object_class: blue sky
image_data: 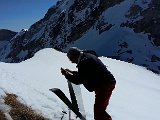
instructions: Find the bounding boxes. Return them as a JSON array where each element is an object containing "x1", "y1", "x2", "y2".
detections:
[{"x1": 0, "y1": 0, "x2": 57, "y2": 32}]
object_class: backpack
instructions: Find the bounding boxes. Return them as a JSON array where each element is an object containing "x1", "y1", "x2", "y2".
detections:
[{"x1": 82, "y1": 50, "x2": 98, "y2": 57}]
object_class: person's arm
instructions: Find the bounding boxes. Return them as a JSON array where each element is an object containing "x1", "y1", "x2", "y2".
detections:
[{"x1": 61, "y1": 68, "x2": 82, "y2": 85}]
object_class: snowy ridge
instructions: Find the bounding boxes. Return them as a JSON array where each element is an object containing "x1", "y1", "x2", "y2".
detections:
[{"x1": 0, "y1": 48, "x2": 160, "y2": 120}]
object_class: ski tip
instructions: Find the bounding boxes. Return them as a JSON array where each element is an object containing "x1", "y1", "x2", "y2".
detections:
[{"x1": 49, "y1": 88, "x2": 60, "y2": 92}]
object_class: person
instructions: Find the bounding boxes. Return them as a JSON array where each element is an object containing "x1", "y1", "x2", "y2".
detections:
[{"x1": 61, "y1": 47, "x2": 116, "y2": 120}]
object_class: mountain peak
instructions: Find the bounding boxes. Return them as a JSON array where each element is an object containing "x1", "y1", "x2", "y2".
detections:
[{"x1": 0, "y1": 0, "x2": 160, "y2": 74}]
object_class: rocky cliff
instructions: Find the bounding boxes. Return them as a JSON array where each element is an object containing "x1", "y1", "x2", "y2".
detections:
[{"x1": 1, "y1": 0, "x2": 160, "y2": 74}]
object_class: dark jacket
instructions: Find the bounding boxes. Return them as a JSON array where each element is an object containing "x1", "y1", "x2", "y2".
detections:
[{"x1": 66, "y1": 52, "x2": 116, "y2": 92}]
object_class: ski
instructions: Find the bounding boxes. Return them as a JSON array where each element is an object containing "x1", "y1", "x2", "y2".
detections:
[
  {"x1": 67, "y1": 82, "x2": 86, "y2": 118},
  {"x1": 67, "y1": 81, "x2": 79, "y2": 111},
  {"x1": 49, "y1": 88, "x2": 86, "y2": 120}
]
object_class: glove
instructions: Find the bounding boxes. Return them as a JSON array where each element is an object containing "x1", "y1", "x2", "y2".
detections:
[{"x1": 61, "y1": 68, "x2": 73, "y2": 76}]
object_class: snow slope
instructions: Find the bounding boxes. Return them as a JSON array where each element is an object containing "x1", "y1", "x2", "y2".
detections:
[{"x1": 0, "y1": 48, "x2": 160, "y2": 120}]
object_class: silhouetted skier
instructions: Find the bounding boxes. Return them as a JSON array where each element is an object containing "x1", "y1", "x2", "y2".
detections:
[{"x1": 61, "y1": 47, "x2": 116, "y2": 120}]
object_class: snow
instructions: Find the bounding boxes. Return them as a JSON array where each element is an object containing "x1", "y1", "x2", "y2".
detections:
[
  {"x1": 102, "y1": 0, "x2": 132, "y2": 24},
  {"x1": 0, "y1": 48, "x2": 160, "y2": 120}
]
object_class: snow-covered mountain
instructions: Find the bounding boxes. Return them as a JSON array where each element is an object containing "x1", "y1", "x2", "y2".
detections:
[
  {"x1": 0, "y1": 29, "x2": 17, "y2": 41},
  {"x1": 0, "y1": 0, "x2": 160, "y2": 74},
  {"x1": 0, "y1": 48, "x2": 160, "y2": 120},
  {"x1": 0, "y1": 29, "x2": 17, "y2": 62}
]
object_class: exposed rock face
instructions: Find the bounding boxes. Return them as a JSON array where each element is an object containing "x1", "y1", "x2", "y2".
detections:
[
  {"x1": 0, "y1": 0, "x2": 160, "y2": 74},
  {"x1": 121, "y1": 0, "x2": 160, "y2": 46},
  {"x1": 2, "y1": 0, "x2": 124, "y2": 61}
]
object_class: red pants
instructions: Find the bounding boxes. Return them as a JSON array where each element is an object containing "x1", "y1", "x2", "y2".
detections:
[{"x1": 94, "y1": 83, "x2": 115, "y2": 120}]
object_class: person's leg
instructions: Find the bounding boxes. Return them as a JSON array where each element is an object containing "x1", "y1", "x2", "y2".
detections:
[{"x1": 94, "y1": 84, "x2": 115, "y2": 120}]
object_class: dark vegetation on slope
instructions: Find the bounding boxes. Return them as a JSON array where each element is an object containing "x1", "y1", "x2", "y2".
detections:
[{"x1": 0, "y1": 93, "x2": 49, "y2": 120}]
